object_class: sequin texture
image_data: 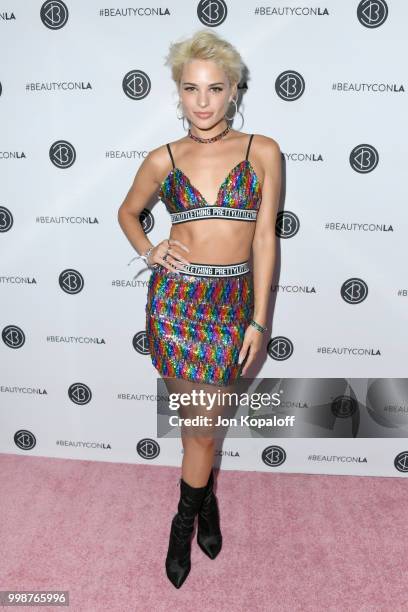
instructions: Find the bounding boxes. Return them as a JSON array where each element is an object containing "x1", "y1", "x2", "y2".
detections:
[
  {"x1": 145, "y1": 265, "x2": 254, "y2": 386},
  {"x1": 158, "y1": 160, "x2": 262, "y2": 213}
]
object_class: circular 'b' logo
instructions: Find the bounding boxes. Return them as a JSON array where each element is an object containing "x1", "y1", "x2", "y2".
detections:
[
  {"x1": 341, "y1": 278, "x2": 368, "y2": 304},
  {"x1": 394, "y1": 451, "x2": 408, "y2": 473},
  {"x1": 68, "y1": 383, "x2": 92, "y2": 405},
  {"x1": 137, "y1": 438, "x2": 160, "y2": 460},
  {"x1": 350, "y1": 144, "x2": 379, "y2": 173},
  {"x1": 357, "y1": 0, "x2": 388, "y2": 28},
  {"x1": 139, "y1": 209, "x2": 154, "y2": 234},
  {"x1": 50, "y1": 140, "x2": 76, "y2": 168},
  {"x1": 40, "y1": 0, "x2": 69, "y2": 29},
  {"x1": 59, "y1": 269, "x2": 84, "y2": 294},
  {"x1": 275, "y1": 211, "x2": 299, "y2": 238},
  {"x1": 267, "y1": 336, "x2": 294, "y2": 361},
  {"x1": 197, "y1": 0, "x2": 227, "y2": 27},
  {"x1": 15, "y1": 430, "x2": 37, "y2": 450},
  {"x1": 262, "y1": 445, "x2": 286, "y2": 467},
  {"x1": 2, "y1": 325, "x2": 25, "y2": 348},
  {"x1": 0, "y1": 206, "x2": 13, "y2": 232},
  {"x1": 123, "y1": 70, "x2": 151, "y2": 100},
  {"x1": 332, "y1": 395, "x2": 358, "y2": 418},
  {"x1": 275, "y1": 70, "x2": 305, "y2": 101},
  {"x1": 133, "y1": 331, "x2": 150, "y2": 355}
]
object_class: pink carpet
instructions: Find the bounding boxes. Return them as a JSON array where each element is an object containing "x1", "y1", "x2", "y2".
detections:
[{"x1": 0, "y1": 453, "x2": 407, "y2": 612}]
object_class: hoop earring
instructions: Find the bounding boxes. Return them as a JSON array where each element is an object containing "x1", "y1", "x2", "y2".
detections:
[
  {"x1": 225, "y1": 97, "x2": 237, "y2": 121},
  {"x1": 176, "y1": 100, "x2": 190, "y2": 132},
  {"x1": 176, "y1": 100, "x2": 183, "y2": 120},
  {"x1": 225, "y1": 97, "x2": 244, "y2": 130}
]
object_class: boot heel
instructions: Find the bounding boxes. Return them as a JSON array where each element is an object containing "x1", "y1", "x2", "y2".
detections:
[{"x1": 197, "y1": 469, "x2": 222, "y2": 560}]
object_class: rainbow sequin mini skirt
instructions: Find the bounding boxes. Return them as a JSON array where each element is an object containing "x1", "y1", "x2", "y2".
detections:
[{"x1": 145, "y1": 260, "x2": 254, "y2": 386}]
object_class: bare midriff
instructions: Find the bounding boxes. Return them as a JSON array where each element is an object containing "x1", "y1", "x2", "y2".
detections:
[{"x1": 169, "y1": 218, "x2": 256, "y2": 265}]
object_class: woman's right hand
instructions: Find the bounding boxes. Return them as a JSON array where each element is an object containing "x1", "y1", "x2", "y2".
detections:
[{"x1": 148, "y1": 237, "x2": 190, "y2": 273}]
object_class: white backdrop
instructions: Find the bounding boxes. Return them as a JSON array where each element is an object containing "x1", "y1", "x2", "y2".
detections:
[{"x1": 1, "y1": 0, "x2": 407, "y2": 477}]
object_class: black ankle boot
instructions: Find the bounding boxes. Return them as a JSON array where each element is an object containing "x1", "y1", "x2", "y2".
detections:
[
  {"x1": 197, "y1": 469, "x2": 222, "y2": 559},
  {"x1": 165, "y1": 477, "x2": 207, "y2": 588}
]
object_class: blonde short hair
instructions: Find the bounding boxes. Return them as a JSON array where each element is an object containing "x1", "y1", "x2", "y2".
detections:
[{"x1": 164, "y1": 29, "x2": 243, "y2": 88}]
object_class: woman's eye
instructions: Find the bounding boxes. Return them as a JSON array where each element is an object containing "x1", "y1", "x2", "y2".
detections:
[{"x1": 183, "y1": 87, "x2": 223, "y2": 92}]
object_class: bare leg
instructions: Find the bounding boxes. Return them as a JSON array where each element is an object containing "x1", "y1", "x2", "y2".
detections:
[
  {"x1": 163, "y1": 376, "x2": 232, "y2": 584},
  {"x1": 163, "y1": 377, "x2": 239, "y2": 486}
]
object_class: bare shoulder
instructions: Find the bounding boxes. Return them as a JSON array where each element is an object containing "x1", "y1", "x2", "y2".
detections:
[
  {"x1": 245, "y1": 133, "x2": 281, "y2": 183},
  {"x1": 141, "y1": 140, "x2": 179, "y2": 186},
  {"x1": 145, "y1": 141, "x2": 171, "y2": 170},
  {"x1": 252, "y1": 133, "x2": 281, "y2": 159}
]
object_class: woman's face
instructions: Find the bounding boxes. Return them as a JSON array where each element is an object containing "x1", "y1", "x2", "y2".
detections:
[{"x1": 179, "y1": 59, "x2": 236, "y2": 130}]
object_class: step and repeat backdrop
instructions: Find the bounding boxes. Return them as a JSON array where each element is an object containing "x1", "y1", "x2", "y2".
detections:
[{"x1": 1, "y1": 1, "x2": 407, "y2": 477}]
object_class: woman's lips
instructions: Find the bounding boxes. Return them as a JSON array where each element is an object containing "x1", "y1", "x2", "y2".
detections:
[{"x1": 195, "y1": 112, "x2": 213, "y2": 118}]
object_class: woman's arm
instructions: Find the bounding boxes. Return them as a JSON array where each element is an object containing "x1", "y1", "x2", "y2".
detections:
[
  {"x1": 117, "y1": 150, "x2": 162, "y2": 258},
  {"x1": 239, "y1": 137, "x2": 282, "y2": 374},
  {"x1": 117, "y1": 147, "x2": 190, "y2": 272},
  {"x1": 252, "y1": 137, "x2": 282, "y2": 327}
]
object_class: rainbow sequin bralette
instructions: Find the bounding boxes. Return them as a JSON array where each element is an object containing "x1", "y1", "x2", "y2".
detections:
[{"x1": 157, "y1": 133, "x2": 263, "y2": 225}]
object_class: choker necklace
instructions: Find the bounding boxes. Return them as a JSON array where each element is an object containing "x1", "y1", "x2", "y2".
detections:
[{"x1": 188, "y1": 124, "x2": 230, "y2": 143}]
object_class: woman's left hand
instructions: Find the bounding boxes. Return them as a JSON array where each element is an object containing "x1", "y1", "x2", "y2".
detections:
[{"x1": 238, "y1": 324, "x2": 264, "y2": 375}]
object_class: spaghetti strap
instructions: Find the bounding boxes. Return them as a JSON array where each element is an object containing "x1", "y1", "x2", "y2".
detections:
[
  {"x1": 245, "y1": 134, "x2": 254, "y2": 161},
  {"x1": 166, "y1": 143, "x2": 176, "y2": 169}
]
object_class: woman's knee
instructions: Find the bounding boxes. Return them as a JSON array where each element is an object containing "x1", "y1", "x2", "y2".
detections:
[{"x1": 184, "y1": 435, "x2": 216, "y2": 450}]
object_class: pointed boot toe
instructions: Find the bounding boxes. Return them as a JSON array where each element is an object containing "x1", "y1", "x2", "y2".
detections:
[
  {"x1": 197, "y1": 531, "x2": 222, "y2": 559},
  {"x1": 165, "y1": 556, "x2": 191, "y2": 589}
]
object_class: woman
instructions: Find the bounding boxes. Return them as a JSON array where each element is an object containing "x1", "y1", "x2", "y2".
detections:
[{"x1": 118, "y1": 29, "x2": 281, "y2": 588}]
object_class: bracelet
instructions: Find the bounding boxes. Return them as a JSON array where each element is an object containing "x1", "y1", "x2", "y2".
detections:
[
  {"x1": 140, "y1": 246, "x2": 155, "y2": 267},
  {"x1": 127, "y1": 246, "x2": 158, "y2": 269},
  {"x1": 250, "y1": 319, "x2": 267, "y2": 333}
]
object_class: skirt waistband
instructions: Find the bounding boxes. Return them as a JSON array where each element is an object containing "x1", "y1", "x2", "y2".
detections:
[{"x1": 168, "y1": 260, "x2": 250, "y2": 277}]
